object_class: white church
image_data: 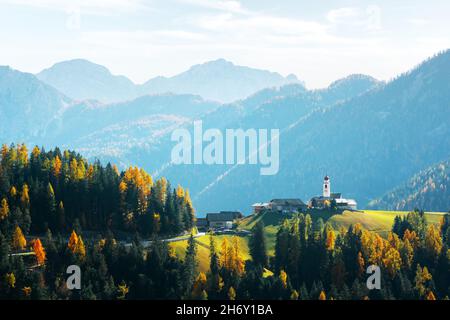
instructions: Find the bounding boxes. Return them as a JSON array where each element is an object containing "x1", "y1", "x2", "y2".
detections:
[{"x1": 308, "y1": 175, "x2": 357, "y2": 210}]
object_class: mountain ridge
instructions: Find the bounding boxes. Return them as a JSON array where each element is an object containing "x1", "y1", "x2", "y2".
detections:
[
  {"x1": 170, "y1": 50, "x2": 450, "y2": 214},
  {"x1": 368, "y1": 158, "x2": 450, "y2": 212},
  {"x1": 36, "y1": 58, "x2": 302, "y2": 103}
]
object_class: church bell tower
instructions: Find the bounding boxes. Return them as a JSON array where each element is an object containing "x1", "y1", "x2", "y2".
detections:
[{"x1": 323, "y1": 175, "x2": 330, "y2": 198}]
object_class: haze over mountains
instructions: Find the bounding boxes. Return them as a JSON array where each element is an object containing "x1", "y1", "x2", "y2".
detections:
[
  {"x1": 37, "y1": 59, "x2": 138, "y2": 103},
  {"x1": 37, "y1": 58, "x2": 301, "y2": 103},
  {"x1": 181, "y1": 51, "x2": 450, "y2": 213},
  {"x1": 1, "y1": 51, "x2": 449, "y2": 214}
]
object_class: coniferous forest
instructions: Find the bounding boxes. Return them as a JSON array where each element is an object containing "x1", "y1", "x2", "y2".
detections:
[{"x1": 0, "y1": 143, "x2": 448, "y2": 300}]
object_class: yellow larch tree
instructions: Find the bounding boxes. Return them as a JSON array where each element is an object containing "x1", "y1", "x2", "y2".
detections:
[
  {"x1": 20, "y1": 184, "x2": 30, "y2": 208},
  {"x1": 424, "y1": 224, "x2": 443, "y2": 261},
  {"x1": 18, "y1": 144, "x2": 28, "y2": 166},
  {"x1": 220, "y1": 238, "x2": 230, "y2": 269},
  {"x1": 74, "y1": 235, "x2": 86, "y2": 259},
  {"x1": 279, "y1": 270, "x2": 288, "y2": 289},
  {"x1": 5, "y1": 273, "x2": 16, "y2": 288},
  {"x1": 52, "y1": 155, "x2": 62, "y2": 178},
  {"x1": 230, "y1": 236, "x2": 244, "y2": 275},
  {"x1": 414, "y1": 265, "x2": 433, "y2": 298},
  {"x1": 228, "y1": 286, "x2": 236, "y2": 300},
  {"x1": 319, "y1": 290, "x2": 326, "y2": 300},
  {"x1": 357, "y1": 251, "x2": 365, "y2": 276},
  {"x1": 176, "y1": 184, "x2": 185, "y2": 198},
  {"x1": 426, "y1": 291, "x2": 436, "y2": 300},
  {"x1": 325, "y1": 230, "x2": 336, "y2": 251},
  {"x1": 0, "y1": 198, "x2": 9, "y2": 220},
  {"x1": 10, "y1": 186, "x2": 17, "y2": 198},
  {"x1": 383, "y1": 247, "x2": 402, "y2": 278},
  {"x1": 12, "y1": 226, "x2": 27, "y2": 250},
  {"x1": 31, "y1": 146, "x2": 40, "y2": 159},
  {"x1": 68, "y1": 230, "x2": 79, "y2": 253},
  {"x1": 191, "y1": 272, "x2": 207, "y2": 299}
]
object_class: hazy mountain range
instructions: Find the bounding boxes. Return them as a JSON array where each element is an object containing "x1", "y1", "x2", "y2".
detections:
[
  {"x1": 37, "y1": 58, "x2": 301, "y2": 103},
  {"x1": 1, "y1": 50, "x2": 449, "y2": 215},
  {"x1": 177, "y1": 51, "x2": 450, "y2": 214}
]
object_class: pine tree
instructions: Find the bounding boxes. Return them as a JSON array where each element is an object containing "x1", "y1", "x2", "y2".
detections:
[
  {"x1": 57, "y1": 201, "x2": 65, "y2": 231},
  {"x1": 275, "y1": 219, "x2": 290, "y2": 272},
  {"x1": 181, "y1": 234, "x2": 197, "y2": 298},
  {"x1": 46, "y1": 183, "x2": 57, "y2": 229},
  {"x1": 249, "y1": 221, "x2": 267, "y2": 267},
  {"x1": 207, "y1": 235, "x2": 221, "y2": 297}
]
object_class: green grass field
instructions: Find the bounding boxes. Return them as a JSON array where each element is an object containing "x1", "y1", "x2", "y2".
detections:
[
  {"x1": 171, "y1": 210, "x2": 447, "y2": 272},
  {"x1": 169, "y1": 234, "x2": 251, "y2": 273},
  {"x1": 329, "y1": 210, "x2": 445, "y2": 237}
]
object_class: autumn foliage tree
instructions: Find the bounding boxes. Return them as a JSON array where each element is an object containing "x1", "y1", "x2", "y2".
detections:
[
  {"x1": 33, "y1": 238, "x2": 46, "y2": 265},
  {"x1": 12, "y1": 226, "x2": 26, "y2": 251}
]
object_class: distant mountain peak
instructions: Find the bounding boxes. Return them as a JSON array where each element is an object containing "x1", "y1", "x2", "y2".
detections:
[
  {"x1": 142, "y1": 59, "x2": 302, "y2": 103},
  {"x1": 286, "y1": 73, "x2": 299, "y2": 82},
  {"x1": 36, "y1": 59, "x2": 137, "y2": 103},
  {"x1": 328, "y1": 74, "x2": 380, "y2": 89},
  {"x1": 40, "y1": 59, "x2": 112, "y2": 76},
  {"x1": 204, "y1": 58, "x2": 234, "y2": 66}
]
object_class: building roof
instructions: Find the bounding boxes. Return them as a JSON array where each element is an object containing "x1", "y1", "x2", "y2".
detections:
[
  {"x1": 330, "y1": 193, "x2": 342, "y2": 199},
  {"x1": 252, "y1": 202, "x2": 269, "y2": 207},
  {"x1": 335, "y1": 198, "x2": 357, "y2": 205},
  {"x1": 270, "y1": 199, "x2": 307, "y2": 206},
  {"x1": 206, "y1": 212, "x2": 236, "y2": 222},
  {"x1": 196, "y1": 218, "x2": 208, "y2": 226}
]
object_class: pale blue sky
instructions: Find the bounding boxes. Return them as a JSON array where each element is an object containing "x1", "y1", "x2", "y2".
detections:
[{"x1": 1, "y1": 0, "x2": 449, "y2": 88}]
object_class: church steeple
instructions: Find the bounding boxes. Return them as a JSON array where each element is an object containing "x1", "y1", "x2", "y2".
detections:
[{"x1": 323, "y1": 175, "x2": 330, "y2": 197}]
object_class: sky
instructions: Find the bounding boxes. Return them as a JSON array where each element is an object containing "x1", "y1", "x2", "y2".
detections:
[{"x1": 0, "y1": 0, "x2": 449, "y2": 89}]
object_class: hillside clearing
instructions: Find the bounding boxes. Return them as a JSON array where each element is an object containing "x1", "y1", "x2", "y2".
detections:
[
  {"x1": 169, "y1": 234, "x2": 251, "y2": 273},
  {"x1": 171, "y1": 210, "x2": 447, "y2": 271}
]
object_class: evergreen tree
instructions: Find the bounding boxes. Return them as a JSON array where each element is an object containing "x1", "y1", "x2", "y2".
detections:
[
  {"x1": 181, "y1": 235, "x2": 197, "y2": 298},
  {"x1": 249, "y1": 221, "x2": 267, "y2": 268}
]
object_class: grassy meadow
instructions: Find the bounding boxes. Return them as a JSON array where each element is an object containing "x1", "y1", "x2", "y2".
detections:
[{"x1": 170, "y1": 209, "x2": 447, "y2": 272}]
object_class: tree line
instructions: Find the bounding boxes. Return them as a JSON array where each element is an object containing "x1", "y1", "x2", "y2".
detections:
[{"x1": 0, "y1": 143, "x2": 195, "y2": 237}]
